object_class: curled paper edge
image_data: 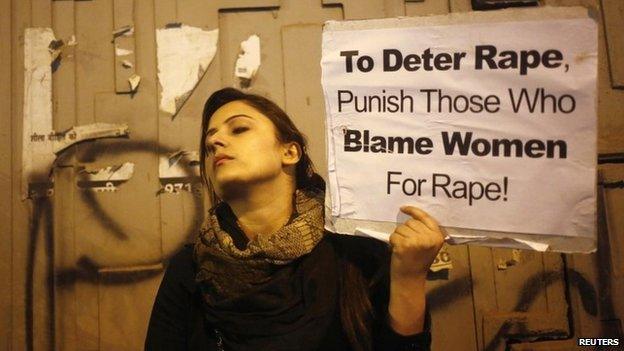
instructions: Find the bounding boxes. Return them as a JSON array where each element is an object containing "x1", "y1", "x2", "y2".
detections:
[{"x1": 326, "y1": 202, "x2": 596, "y2": 253}]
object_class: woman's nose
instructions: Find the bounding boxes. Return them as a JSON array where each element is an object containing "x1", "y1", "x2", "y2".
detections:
[{"x1": 206, "y1": 133, "x2": 227, "y2": 152}]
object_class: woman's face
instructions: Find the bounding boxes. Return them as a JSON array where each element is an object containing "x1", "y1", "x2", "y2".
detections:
[{"x1": 204, "y1": 101, "x2": 292, "y2": 197}]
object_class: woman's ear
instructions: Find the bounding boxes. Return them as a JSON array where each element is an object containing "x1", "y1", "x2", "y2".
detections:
[{"x1": 282, "y1": 142, "x2": 302, "y2": 166}]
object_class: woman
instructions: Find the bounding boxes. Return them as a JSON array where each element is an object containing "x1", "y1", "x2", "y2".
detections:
[{"x1": 145, "y1": 88, "x2": 445, "y2": 351}]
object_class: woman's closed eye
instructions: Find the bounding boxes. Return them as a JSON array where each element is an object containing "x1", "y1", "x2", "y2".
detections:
[
  {"x1": 232, "y1": 126, "x2": 249, "y2": 134},
  {"x1": 204, "y1": 126, "x2": 248, "y2": 153}
]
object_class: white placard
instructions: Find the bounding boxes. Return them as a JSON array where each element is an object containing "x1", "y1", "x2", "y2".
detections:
[{"x1": 321, "y1": 7, "x2": 597, "y2": 252}]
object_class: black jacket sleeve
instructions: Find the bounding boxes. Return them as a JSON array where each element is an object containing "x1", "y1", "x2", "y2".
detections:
[
  {"x1": 144, "y1": 244, "x2": 211, "y2": 351},
  {"x1": 373, "y1": 307, "x2": 432, "y2": 351}
]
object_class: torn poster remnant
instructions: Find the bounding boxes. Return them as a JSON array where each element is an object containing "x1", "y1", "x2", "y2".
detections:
[
  {"x1": 67, "y1": 35, "x2": 77, "y2": 46},
  {"x1": 158, "y1": 151, "x2": 201, "y2": 194},
  {"x1": 49, "y1": 34, "x2": 78, "y2": 73},
  {"x1": 25, "y1": 122, "x2": 130, "y2": 198},
  {"x1": 53, "y1": 122, "x2": 130, "y2": 154},
  {"x1": 430, "y1": 248, "x2": 453, "y2": 272},
  {"x1": 48, "y1": 39, "x2": 64, "y2": 62},
  {"x1": 22, "y1": 28, "x2": 56, "y2": 199},
  {"x1": 156, "y1": 25, "x2": 218, "y2": 116},
  {"x1": 235, "y1": 34, "x2": 261, "y2": 87},
  {"x1": 496, "y1": 249, "x2": 522, "y2": 270},
  {"x1": 128, "y1": 73, "x2": 141, "y2": 92},
  {"x1": 115, "y1": 46, "x2": 133, "y2": 56},
  {"x1": 159, "y1": 150, "x2": 200, "y2": 178},
  {"x1": 77, "y1": 162, "x2": 135, "y2": 192},
  {"x1": 112, "y1": 25, "x2": 134, "y2": 40}
]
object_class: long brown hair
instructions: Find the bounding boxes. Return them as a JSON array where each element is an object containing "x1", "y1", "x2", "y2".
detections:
[{"x1": 199, "y1": 88, "x2": 373, "y2": 350}]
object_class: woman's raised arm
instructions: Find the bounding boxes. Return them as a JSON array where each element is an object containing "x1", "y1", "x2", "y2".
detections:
[{"x1": 387, "y1": 206, "x2": 445, "y2": 335}]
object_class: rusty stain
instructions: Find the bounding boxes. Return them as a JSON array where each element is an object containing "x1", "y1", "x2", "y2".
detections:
[{"x1": 574, "y1": 51, "x2": 597, "y2": 64}]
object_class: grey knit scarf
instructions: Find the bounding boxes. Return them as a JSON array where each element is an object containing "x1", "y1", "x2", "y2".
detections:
[{"x1": 193, "y1": 188, "x2": 325, "y2": 304}]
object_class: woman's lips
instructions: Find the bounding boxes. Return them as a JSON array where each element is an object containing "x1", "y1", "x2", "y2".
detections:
[{"x1": 214, "y1": 155, "x2": 233, "y2": 167}]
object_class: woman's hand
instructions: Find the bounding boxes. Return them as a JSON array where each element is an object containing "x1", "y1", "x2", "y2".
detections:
[
  {"x1": 389, "y1": 205, "x2": 445, "y2": 281},
  {"x1": 387, "y1": 205, "x2": 445, "y2": 335}
]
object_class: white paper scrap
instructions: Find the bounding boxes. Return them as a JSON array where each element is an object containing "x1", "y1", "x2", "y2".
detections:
[
  {"x1": 158, "y1": 151, "x2": 200, "y2": 179},
  {"x1": 156, "y1": 25, "x2": 218, "y2": 116},
  {"x1": 80, "y1": 162, "x2": 135, "y2": 181},
  {"x1": 128, "y1": 73, "x2": 141, "y2": 92},
  {"x1": 115, "y1": 46, "x2": 133, "y2": 56},
  {"x1": 22, "y1": 27, "x2": 56, "y2": 199},
  {"x1": 67, "y1": 35, "x2": 77, "y2": 46},
  {"x1": 234, "y1": 34, "x2": 261, "y2": 80}
]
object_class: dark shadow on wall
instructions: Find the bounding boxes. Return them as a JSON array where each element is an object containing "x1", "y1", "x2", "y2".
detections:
[
  {"x1": 484, "y1": 268, "x2": 598, "y2": 351},
  {"x1": 426, "y1": 275, "x2": 473, "y2": 313},
  {"x1": 27, "y1": 138, "x2": 205, "y2": 349},
  {"x1": 26, "y1": 198, "x2": 55, "y2": 351},
  {"x1": 53, "y1": 139, "x2": 205, "y2": 287}
]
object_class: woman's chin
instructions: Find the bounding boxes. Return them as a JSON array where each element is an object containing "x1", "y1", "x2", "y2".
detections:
[
  {"x1": 212, "y1": 168, "x2": 241, "y2": 184},
  {"x1": 213, "y1": 177, "x2": 249, "y2": 197}
]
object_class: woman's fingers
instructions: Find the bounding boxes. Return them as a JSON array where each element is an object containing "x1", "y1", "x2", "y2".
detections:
[
  {"x1": 400, "y1": 205, "x2": 440, "y2": 232},
  {"x1": 390, "y1": 206, "x2": 446, "y2": 279},
  {"x1": 392, "y1": 224, "x2": 415, "y2": 238},
  {"x1": 393, "y1": 206, "x2": 446, "y2": 251},
  {"x1": 405, "y1": 218, "x2": 430, "y2": 234}
]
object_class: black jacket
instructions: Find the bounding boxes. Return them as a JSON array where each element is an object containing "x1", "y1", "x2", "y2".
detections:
[{"x1": 145, "y1": 234, "x2": 431, "y2": 350}]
